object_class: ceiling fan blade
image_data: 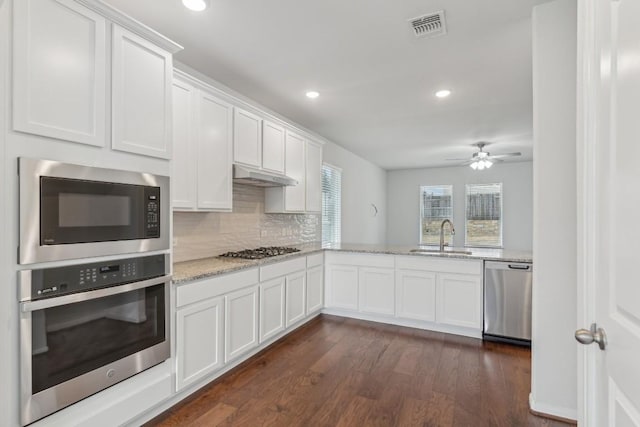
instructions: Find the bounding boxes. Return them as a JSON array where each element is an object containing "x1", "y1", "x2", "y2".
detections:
[
  {"x1": 488, "y1": 152, "x2": 521, "y2": 159},
  {"x1": 445, "y1": 158, "x2": 470, "y2": 161}
]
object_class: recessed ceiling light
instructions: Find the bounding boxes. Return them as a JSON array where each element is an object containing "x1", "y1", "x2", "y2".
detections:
[
  {"x1": 306, "y1": 91, "x2": 320, "y2": 99},
  {"x1": 182, "y1": 0, "x2": 208, "y2": 12},
  {"x1": 435, "y1": 89, "x2": 451, "y2": 98}
]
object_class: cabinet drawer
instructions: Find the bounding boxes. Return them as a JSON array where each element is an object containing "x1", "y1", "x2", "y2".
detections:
[
  {"x1": 306, "y1": 252, "x2": 324, "y2": 268},
  {"x1": 395, "y1": 256, "x2": 482, "y2": 275},
  {"x1": 175, "y1": 268, "x2": 259, "y2": 308},
  {"x1": 260, "y1": 256, "x2": 306, "y2": 282},
  {"x1": 325, "y1": 252, "x2": 395, "y2": 268}
]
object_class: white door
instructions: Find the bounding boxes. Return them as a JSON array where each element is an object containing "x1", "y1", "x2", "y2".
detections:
[
  {"x1": 436, "y1": 273, "x2": 481, "y2": 329},
  {"x1": 196, "y1": 90, "x2": 233, "y2": 210},
  {"x1": 175, "y1": 297, "x2": 224, "y2": 391},
  {"x1": 285, "y1": 271, "x2": 306, "y2": 327},
  {"x1": 395, "y1": 269, "x2": 436, "y2": 322},
  {"x1": 305, "y1": 141, "x2": 323, "y2": 212},
  {"x1": 13, "y1": 0, "x2": 106, "y2": 146},
  {"x1": 112, "y1": 26, "x2": 172, "y2": 159},
  {"x1": 358, "y1": 267, "x2": 395, "y2": 316},
  {"x1": 171, "y1": 78, "x2": 197, "y2": 210},
  {"x1": 326, "y1": 265, "x2": 358, "y2": 310},
  {"x1": 578, "y1": 0, "x2": 640, "y2": 425},
  {"x1": 233, "y1": 108, "x2": 262, "y2": 167},
  {"x1": 284, "y1": 131, "x2": 306, "y2": 212},
  {"x1": 306, "y1": 265, "x2": 324, "y2": 314},
  {"x1": 262, "y1": 120, "x2": 285, "y2": 174},
  {"x1": 259, "y1": 277, "x2": 285, "y2": 342},
  {"x1": 224, "y1": 286, "x2": 259, "y2": 363}
]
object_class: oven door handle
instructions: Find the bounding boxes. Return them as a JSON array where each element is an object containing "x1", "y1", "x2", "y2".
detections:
[{"x1": 20, "y1": 274, "x2": 172, "y2": 313}]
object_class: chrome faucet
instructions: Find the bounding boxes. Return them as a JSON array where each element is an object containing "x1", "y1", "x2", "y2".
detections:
[{"x1": 440, "y1": 219, "x2": 455, "y2": 251}]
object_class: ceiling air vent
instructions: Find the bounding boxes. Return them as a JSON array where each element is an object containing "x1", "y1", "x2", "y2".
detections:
[{"x1": 408, "y1": 11, "x2": 446, "y2": 38}]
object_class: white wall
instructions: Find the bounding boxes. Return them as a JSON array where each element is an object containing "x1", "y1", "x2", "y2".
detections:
[
  {"x1": 323, "y1": 141, "x2": 387, "y2": 245},
  {"x1": 531, "y1": 0, "x2": 577, "y2": 421},
  {"x1": 386, "y1": 162, "x2": 533, "y2": 250}
]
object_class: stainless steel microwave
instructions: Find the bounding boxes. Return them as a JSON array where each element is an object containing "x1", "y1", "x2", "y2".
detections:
[{"x1": 19, "y1": 158, "x2": 170, "y2": 264}]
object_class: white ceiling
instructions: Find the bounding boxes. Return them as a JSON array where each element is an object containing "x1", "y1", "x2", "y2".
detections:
[{"x1": 104, "y1": 0, "x2": 548, "y2": 170}]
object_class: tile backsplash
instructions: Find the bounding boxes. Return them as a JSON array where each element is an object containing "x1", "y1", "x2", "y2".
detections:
[{"x1": 173, "y1": 184, "x2": 321, "y2": 263}]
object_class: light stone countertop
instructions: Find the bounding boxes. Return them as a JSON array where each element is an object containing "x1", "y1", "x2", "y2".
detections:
[{"x1": 173, "y1": 242, "x2": 532, "y2": 285}]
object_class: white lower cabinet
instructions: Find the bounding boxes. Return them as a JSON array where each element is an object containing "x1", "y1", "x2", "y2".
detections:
[
  {"x1": 285, "y1": 271, "x2": 306, "y2": 327},
  {"x1": 326, "y1": 265, "x2": 359, "y2": 310},
  {"x1": 175, "y1": 297, "x2": 224, "y2": 391},
  {"x1": 259, "y1": 278, "x2": 285, "y2": 343},
  {"x1": 225, "y1": 286, "x2": 259, "y2": 363},
  {"x1": 358, "y1": 267, "x2": 395, "y2": 316},
  {"x1": 395, "y1": 269, "x2": 437, "y2": 322},
  {"x1": 436, "y1": 273, "x2": 482, "y2": 329},
  {"x1": 306, "y1": 265, "x2": 324, "y2": 314}
]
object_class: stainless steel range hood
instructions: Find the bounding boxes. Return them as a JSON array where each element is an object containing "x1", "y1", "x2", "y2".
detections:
[{"x1": 233, "y1": 164, "x2": 298, "y2": 187}]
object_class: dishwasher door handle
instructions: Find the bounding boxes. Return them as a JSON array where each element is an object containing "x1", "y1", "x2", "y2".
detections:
[{"x1": 508, "y1": 264, "x2": 531, "y2": 270}]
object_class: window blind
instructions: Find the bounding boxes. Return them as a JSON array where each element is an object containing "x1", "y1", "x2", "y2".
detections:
[
  {"x1": 322, "y1": 164, "x2": 342, "y2": 244},
  {"x1": 420, "y1": 185, "x2": 453, "y2": 245},
  {"x1": 465, "y1": 183, "x2": 502, "y2": 247}
]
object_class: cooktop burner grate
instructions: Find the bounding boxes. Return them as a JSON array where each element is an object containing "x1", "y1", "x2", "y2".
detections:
[{"x1": 219, "y1": 246, "x2": 301, "y2": 260}]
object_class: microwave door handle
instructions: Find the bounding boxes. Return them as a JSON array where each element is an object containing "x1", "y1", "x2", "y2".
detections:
[{"x1": 20, "y1": 274, "x2": 172, "y2": 313}]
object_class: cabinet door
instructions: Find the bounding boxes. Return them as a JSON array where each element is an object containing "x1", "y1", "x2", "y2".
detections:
[
  {"x1": 436, "y1": 273, "x2": 482, "y2": 329},
  {"x1": 285, "y1": 271, "x2": 306, "y2": 327},
  {"x1": 395, "y1": 270, "x2": 436, "y2": 322},
  {"x1": 172, "y1": 78, "x2": 197, "y2": 210},
  {"x1": 225, "y1": 286, "x2": 259, "y2": 362},
  {"x1": 196, "y1": 90, "x2": 233, "y2": 210},
  {"x1": 233, "y1": 108, "x2": 262, "y2": 167},
  {"x1": 13, "y1": 0, "x2": 106, "y2": 146},
  {"x1": 176, "y1": 297, "x2": 224, "y2": 391},
  {"x1": 358, "y1": 267, "x2": 395, "y2": 316},
  {"x1": 112, "y1": 26, "x2": 172, "y2": 159},
  {"x1": 306, "y1": 265, "x2": 324, "y2": 314},
  {"x1": 260, "y1": 277, "x2": 285, "y2": 342},
  {"x1": 284, "y1": 131, "x2": 306, "y2": 212},
  {"x1": 305, "y1": 141, "x2": 322, "y2": 212},
  {"x1": 262, "y1": 120, "x2": 285, "y2": 174},
  {"x1": 326, "y1": 265, "x2": 358, "y2": 310}
]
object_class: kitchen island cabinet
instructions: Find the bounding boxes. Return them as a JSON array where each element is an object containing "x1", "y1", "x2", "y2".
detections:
[{"x1": 324, "y1": 252, "x2": 484, "y2": 338}]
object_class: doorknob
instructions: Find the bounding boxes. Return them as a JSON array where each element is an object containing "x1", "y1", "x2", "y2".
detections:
[{"x1": 575, "y1": 323, "x2": 607, "y2": 350}]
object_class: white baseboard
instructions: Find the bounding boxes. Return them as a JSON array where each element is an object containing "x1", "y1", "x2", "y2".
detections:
[
  {"x1": 529, "y1": 392, "x2": 578, "y2": 422},
  {"x1": 321, "y1": 308, "x2": 482, "y2": 339}
]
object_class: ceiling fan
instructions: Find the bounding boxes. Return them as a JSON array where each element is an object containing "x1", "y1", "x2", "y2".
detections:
[{"x1": 447, "y1": 142, "x2": 521, "y2": 170}]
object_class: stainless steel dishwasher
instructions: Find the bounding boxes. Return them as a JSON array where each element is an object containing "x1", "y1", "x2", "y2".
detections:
[{"x1": 483, "y1": 261, "x2": 533, "y2": 345}]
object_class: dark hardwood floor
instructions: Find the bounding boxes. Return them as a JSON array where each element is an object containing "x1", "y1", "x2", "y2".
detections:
[{"x1": 146, "y1": 315, "x2": 572, "y2": 427}]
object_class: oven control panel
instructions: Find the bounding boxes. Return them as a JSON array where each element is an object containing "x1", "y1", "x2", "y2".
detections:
[
  {"x1": 25, "y1": 254, "x2": 166, "y2": 301},
  {"x1": 144, "y1": 187, "x2": 160, "y2": 238}
]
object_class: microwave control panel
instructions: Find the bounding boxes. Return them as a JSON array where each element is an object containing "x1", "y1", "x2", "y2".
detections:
[
  {"x1": 144, "y1": 187, "x2": 160, "y2": 238},
  {"x1": 25, "y1": 254, "x2": 166, "y2": 301}
]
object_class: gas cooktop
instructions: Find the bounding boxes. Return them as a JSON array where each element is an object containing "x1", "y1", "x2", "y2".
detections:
[{"x1": 219, "y1": 246, "x2": 301, "y2": 260}]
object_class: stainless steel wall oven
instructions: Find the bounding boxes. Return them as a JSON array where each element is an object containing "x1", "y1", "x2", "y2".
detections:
[
  {"x1": 19, "y1": 254, "x2": 171, "y2": 426},
  {"x1": 19, "y1": 158, "x2": 170, "y2": 264}
]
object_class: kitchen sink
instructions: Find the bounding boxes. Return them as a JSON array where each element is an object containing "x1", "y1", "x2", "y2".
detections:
[{"x1": 409, "y1": 248, "x2": 473, "y2": 255}]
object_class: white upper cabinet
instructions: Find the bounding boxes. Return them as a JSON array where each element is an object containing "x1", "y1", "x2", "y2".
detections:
[
  {"x1": 13, "y1": 0, "x2": 107, "y2": 146},
  {"x1": 196, "y1": 90, "x2": 233, "y2": 210},
  {"x1": 112, "y1": 26, "x2": 173, "y2": 159},
  {"x1": 261, "y1": 120, "x2": 286, "y2": 174},
  {"x1": 284, "y1": 131, "x2": 306, "y2": 211},
  {"x1": 172, "y1": 79, "x2": 197, "y2": 209},
  {"x1": 172, "y1": 73, "x2": 233, "y2": 212},
  {"x1": 233, "y1": 108, "x2": 262, "y2": 167},
  {"x1": 305, "y1": 140, "x2": 322, "y2": 212}
]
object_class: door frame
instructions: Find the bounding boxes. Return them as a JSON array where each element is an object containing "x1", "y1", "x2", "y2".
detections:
[{"x1": 576, "y1": 0, "x2": 601, "y2": 425}]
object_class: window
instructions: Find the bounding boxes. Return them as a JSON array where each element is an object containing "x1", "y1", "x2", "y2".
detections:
[
  {"x1": 420, "y1": 185, "x2": 453, "y2": 245},
  {"x1": 465, "y1": 183, "x2": 502, "y2": 247},
  {"x1": 322, "y1": 164, "x2": 341, "y2": 244}
]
